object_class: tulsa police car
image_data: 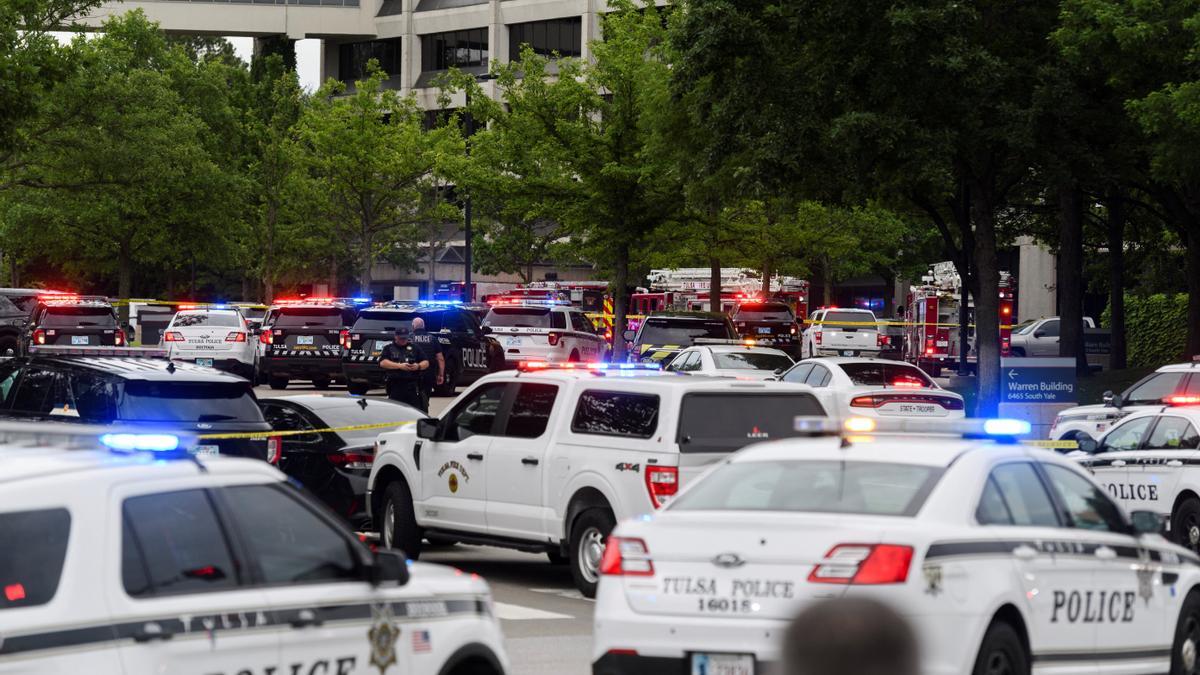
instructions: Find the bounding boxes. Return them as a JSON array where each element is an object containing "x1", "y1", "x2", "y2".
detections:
[
  {"x1": 593, "y1": 417, "x2": 1200, "y2": 675},
  {"x1": 0, "y1": 423, "x2": 508, "y2": 675},
  {"x1": 1050, "y1": 360, "x2": 1200, "y2": 441}
]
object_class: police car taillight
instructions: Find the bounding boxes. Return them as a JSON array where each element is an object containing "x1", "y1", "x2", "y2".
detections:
[
  {"x1": 548, "y1": 331, "x2": 562, "y2": 347},
  {"x1": 339, "y1": 330, "x2": 351, "y2": 349},
  {"x1": 266, "y1": 436, "x2": 281, "y2": 464},
  {"x1": 808, "y1": 544, "x2": 913, "y2": 585},
  {"x1": 114, "y1": 329, "x2": 126, "y2": 346},
  {"x1": 260, "y1": 330, "x2": 273, "y2": 345},
  {"x1": 599, "y1": 537, "x2": 654, "y2": 577},
  {"x1": 164, "y1": 331, "x2": 184, "y2": 342},
  {"x1": 32, "y1": 329, "x2": 46, "y2": 345},
  {"x1": 225, "y1": 331, "x2": 247, "y2": 343},
  {"x1": 814, "y1": 331, "x2": 822, "y2": 345},
  {"x1": 645, "y1": 465, "x2": 678, "y2": 508}
]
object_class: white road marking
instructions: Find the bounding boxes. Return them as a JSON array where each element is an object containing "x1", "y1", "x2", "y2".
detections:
[
  {"x1": 493, "y1": 602, "x2": 574, "y2": 621},
  {"x1": 529, "y1": 588, "x2": 595, "y2": 602}
]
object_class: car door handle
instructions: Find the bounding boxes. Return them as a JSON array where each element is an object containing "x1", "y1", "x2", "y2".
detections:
[
  {"x1": 132, "y1": 621, "x2": 177, "y2": 643},
  {"x1": 1168, "y1": 460, "x2": 1184, "y2": 468},
  {"x1": 288, "y1": 609, "x2": 324, "y2": 629},
  {"x1": 1112, "y1": 460, "x2": 1126, "y2": 467},
  {"x1": 1012, "y1": 544, "x2": 1038, "y2": 560},
  {"x1": 467, "y1": 452, "x2": 484, "y2": 461},
  {"x1": 1095, "y1": 545, "x2": 1118, "y2": 561},
  {"x1": 521, "y1": 457, "x2": 540, "y2": 466}
]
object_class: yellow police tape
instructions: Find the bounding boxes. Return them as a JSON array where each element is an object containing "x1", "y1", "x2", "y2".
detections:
[
  {"x1": 197, "y1": 420, "x2": 415, "y2": 441},
  {"x1": 1025, "y1": 440, "x2": 1080, "y2": 449}
]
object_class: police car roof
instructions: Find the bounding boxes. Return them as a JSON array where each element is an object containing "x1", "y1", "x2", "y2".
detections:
[
  {"x1": 702, "y1": 344, "x2": 791, "y2": 355},
  {"x1": 732, "y1": 433, "x2": 1031, "y2": 468},
  {"x1": 0, "y1": 447, "x2": 279, "y2": 487},
  {"x1": 798, "y1": 356, "x2": 923, "y2": 366},
  {"x1": 497, "y1": 369, "x2": 816, "y2": 390},
  {"x1": 34, "y1": 356, "x2": 249, "y2": 383},
  {"x1": 1158, "y1": 361, "x2": 1200, "y2": 372},
  {"x1": 646, "y1": 311, "x2": 728, "y2": 320}
]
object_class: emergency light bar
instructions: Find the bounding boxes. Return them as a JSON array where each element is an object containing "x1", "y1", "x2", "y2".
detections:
[
  {"x1": 28, "y1": 345, "x2": 168, "y2": 358},
  {"x1": 693, "y1": 338, "x2": 760, "y2": 347},
  {"x1": 793, "y1": 416, "x2": 1033, "y2": 439},
  {"x1": 517, "y1": 361, "x2": 662, "y2": 372},
  {"x1": 416, "y1": 300, "x2": 463, "y2": 306},
  {"x1": 0, "y1": 421, "x2": 192, "y2": 455},
  {"x1": 271, "y1": 297, "x2": 342, "y2": 306}
]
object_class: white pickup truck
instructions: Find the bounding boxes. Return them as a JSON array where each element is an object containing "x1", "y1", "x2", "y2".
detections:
[
  {"x1": 366, "y1": 364, "x2": 828, "y2": 596},
  {"x1": 801, "y1": 308, "x2": 882, "y2": 358},
  {"x1": 1009, "y1": 316, "x2": 1096, "y2": 357}
]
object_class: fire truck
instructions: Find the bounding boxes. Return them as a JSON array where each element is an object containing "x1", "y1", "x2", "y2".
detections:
[
  {"x1": 903, "y1": 261, "x2": 1015, "y2": 376},
  {"x1": 640, "y1": 268, "x2": 810, "y2": 320}
]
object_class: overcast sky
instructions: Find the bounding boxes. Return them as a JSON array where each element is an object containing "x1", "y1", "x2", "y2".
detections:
[{"x1": 229, "y1": 37, "x2": 323, "y2": 91}]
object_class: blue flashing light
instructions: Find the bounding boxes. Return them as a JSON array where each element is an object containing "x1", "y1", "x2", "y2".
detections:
[
  {"x1": 983, "y1": 419, "x2": 1032, "y2": 437},
  {"x1": 100, "y1": 433, "x2": 181, "y2": 453},
  {"x1": 352, "y1": 297, "x2": 372, "y2": 304},
  {"x1": 418, "y1": 300, "x2": 463, "y2": 306},
  {"x1": 210, "y1": 303, "x2": 229, "y2": 310}
]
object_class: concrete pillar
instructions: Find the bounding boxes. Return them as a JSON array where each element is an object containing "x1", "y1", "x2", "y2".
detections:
[
  {"x1": 1016, "y1": 236, "x2": 1057, "y2": 322},
  {"x1": 491, "y1": 0, "x2": 506, "y2": 66},
  {"x1": 581, "y1": 0, "x2": 601, "y2": 62},
  {"x1": 401, "y1": 0, "x2": 418, "y2": 93}
]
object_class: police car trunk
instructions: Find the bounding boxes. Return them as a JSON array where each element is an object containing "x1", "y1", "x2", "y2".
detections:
[
  {"x1": 732, "y1": 302, "x2": 799, "y2": 348},
  {"x1": 33, "y1": 304, "x2": 124, "y2": 348},
  {"x1": 484, "y1": 305, "x2": 567, "y2": 362},
  {"x1": 635, "y1": 317, "x2": 733, "y2": 363}
]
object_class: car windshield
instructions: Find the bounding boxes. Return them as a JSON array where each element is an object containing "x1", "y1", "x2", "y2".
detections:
[
  {"x1": 639, "y1": 318, "x2": 732, "y2": 345},
  {"x1": 239, "y1": 308, "x2": 266, "y2": 320},
  {"x1": 484, "y1": 307, "x2": 554, "y2": 328},
  {"x1": 40, "y1": 306, "x2": 116, "y2": 328},
  {"x1": 118, "y1": 381, "x2": 264, "y2": 423},
  {"x1": 819, "y1": 310, "x2": 875, "y2": 326},
  {"x1": 713, "y1": 351, "x2": 794, "y2": 371},
  {"x1": 353, "y1": 311, "x2": 443, "y2": 332},
  {"x1": 839, "y1": 363, "x2": 934, "y2": 388},
  {"x1": 171, "y1": 312, "x2": 241, "y2": 328},
  {"x1": 1013, "y1": 320, "x2": 1038, "y2": 335},
  {"x1": 1123, "y1": 372, "x2": 1187, "y2": 405},
  {"x1": 669, "y1": 460, "x2": 941, "y2": 516},
  {"x1": 676, "y1": 392, "x2": 825, "y2": 453},
  {"x1": 734, "y1": 303, "x2": 794, "y2": 321},
  {"x1": 314, "y1": 400, "x2": 428, "y2": 444},
  {"x1": 0, "y1": 296, "x2": 19, "y2": 316},
  {"x1": 270, "y1": 307, "x2": 344, "y2": 329}
]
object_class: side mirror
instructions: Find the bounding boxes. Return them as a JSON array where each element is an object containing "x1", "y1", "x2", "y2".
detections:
[
  {"x1": 1102, "y1": 390, "x2": 1114, "y2": 406},
  {"x1": 1129, "y1": 510, "x2": 1167, "y2": 537},
  {"x1": 480, "y1": 326, "x2": 493, "y2": 335},
  {"x1": 622, "y1": 329, "x2": 636, "y2": 342},
  {"x1": 416, "y1": 417, "x2": 439, "y2": 440},
  {"x1": 774, "y1": 368, "x2": 784, "y2": 376},
  {"x1": 368, "y1": 549, "x2": 410, "y2": 586},
  {"x1": 1075, "y1": 434, "x2": 1098, "y2": 454}
]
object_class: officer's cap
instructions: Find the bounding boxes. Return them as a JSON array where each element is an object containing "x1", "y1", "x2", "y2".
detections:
[{"x1": 394, "y1": 327, "x2": 410, "y2": 337}]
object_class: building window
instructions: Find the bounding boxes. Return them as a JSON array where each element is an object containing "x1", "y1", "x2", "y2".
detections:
[
  {"x1": 339, "y1": 38, "x2": 402, "y2": 82},
  {"x1": 509, "y1": 17, "x2": 582, "y2": 61},
  {"x1": 421, "y1": 29, "x2": 489, "y2": 72}
]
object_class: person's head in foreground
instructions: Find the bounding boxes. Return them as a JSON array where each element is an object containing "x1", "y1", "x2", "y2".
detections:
[{"x1": 782, "y1": 597, "x2": 918, "y2": 675}]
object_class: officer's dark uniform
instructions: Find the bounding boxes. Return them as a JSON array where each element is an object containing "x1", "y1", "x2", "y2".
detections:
[
  {"x1": 409, "y1": 327, "x2": 444, "y2": 402},
  {"x1": 380, "y1": 333, "x2": 428, "y2": 412}
]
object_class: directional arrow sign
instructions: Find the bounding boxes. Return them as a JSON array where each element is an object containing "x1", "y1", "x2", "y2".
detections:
[{"x1": 1000, "y1": 358, "x2": 1076, "y2": 404}]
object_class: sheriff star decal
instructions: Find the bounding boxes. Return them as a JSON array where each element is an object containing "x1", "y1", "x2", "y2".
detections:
[{"x1": 368, "y1": 602, "x2": 401, "y2": 674}]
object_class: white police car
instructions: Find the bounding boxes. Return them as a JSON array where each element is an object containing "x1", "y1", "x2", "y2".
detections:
[
  {"x1": 1050, "y1": 360, "x2": 1200, "y2": 440},
  {"x1": 163, "y1": 305, "x2": 259, "y2": 380},
  {"x1": 0, "y1": 423, "x2": 508, "y2": 675},
  {"x1": 1075, "y1": 404, "x2": 1200, "y2": 556},
  {"x1": 593, "y1": 417, "x2": 1200, "y2": 675}
]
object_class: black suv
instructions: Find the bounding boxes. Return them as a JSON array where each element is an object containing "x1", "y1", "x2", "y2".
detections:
[
  {"x1": 0, "y1": 290, "x2": 35, "y2": 356},
  {"x1": 342, "y1": 302, "x2": 499, "y2": 396},
  {"x1": 624, "y1": 311, "x2": 738, "y2": 363},
  {"x1": 0, "y1": 354, "x2": 272, "y2": 460},
  {"x1": 731, "y1": 301, "x2": 801, "y2": 356},
  {"x1": 259, "y1": 300, "x2": 361, "y2": 390},
  {"x1": 23, "y1": 296, "x2": 126, "y2": 354}
]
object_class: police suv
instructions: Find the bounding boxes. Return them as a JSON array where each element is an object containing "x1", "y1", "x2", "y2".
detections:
[
  {"x1": 482, "y1": 301, "x2": 606, "y2": 368},
  {"x1": 1051, "y1": 360, "x2": 1200, "y2": 441},
  {"x1": 0, "y1": 423, "x2": 508, "y2": 675},
  {"x1": 594, "y1": 417, "x2": 1200, "y2": 675},
  {"x1": 1075, "y1": 404, "x2": 1200, "y2": 557},
  {"x1": 343, "y1": 302, "x2": 496, "y2": 397},
  {"x1": 367, "y1": 362, "x2": 827, "y2": 597},
  {"x1": 259, "y1": 298, "x2": 360, "y2": 390},
  {"x1": 624, "y1": 312, "x2": 738, "y2": 364},
  {"x1": 22, "y1": 294, "x2": 126, "y2": 353}
]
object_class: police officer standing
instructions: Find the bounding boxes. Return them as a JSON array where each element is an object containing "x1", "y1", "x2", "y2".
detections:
[
  {"x1": 409, "y1": 317, "x2": 446, "y2": 403},
  {"x1": 379, "y1": 328, "x2": 430, "y2": 412}
]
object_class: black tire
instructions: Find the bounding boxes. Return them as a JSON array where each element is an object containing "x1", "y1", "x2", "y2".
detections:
[
  {"x1": 547, "y1": 548, "x2": 569, "y2": 565},
  {"x1": 971, "y1": 621, "x2": 1028, "y2": 675},
  {"x1": 379, "y1": 481, "x2": 422, "y2": 560},
  {"x1": 0, "y1": 337, "x2": 17, "y2": 357},
  {"x1": 1171, "y1": 590, "x2": 1200, "y2": 675},
  {"x1": 312, "y1": 377, "x2": 331, "y2": 390},
  {"x1": 1173, "y1": 498, "x2": 1200, "y2": 554},
  {"x1": 569, "y1": 508, "x2": 616, "y2": 598},
  {"x1": 268, "y1": 376, "x2": 288, "y2": 390},
  {"x1": 347, "y1": 382, "x2": 370, "y2": 396},
  {"x1": 434, "y1": 360, "x2": 459, "y2": 397}
]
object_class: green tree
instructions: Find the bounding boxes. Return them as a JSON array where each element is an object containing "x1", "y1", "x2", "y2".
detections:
[{"x1": 296, "y1": 67, "x2": 463, "y2": 296}]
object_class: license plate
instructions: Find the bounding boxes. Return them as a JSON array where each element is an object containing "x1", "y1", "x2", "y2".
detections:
[
  {"x1": 936, "y1": 340, "x2": 949, "y2": 347},
  {"x1": 841, "y1": 350, "x2": 856, "y2": 356},
  {"x1": 691, "y1": 653, "x2": 754, "y2": 675},
  {"x1": 71, "y1": 335, "x2": 89, "y2": 345},
  {"x1": 296, "y1": 335, "x2": 315, "y2": 345},
  {"x1": 756, "y1": 327, "x2": 772, "y2": 334},
  {"x1": 196, "y1": 358, "x2": 213, "y2": 367},
  {"x1": 192, "y1": 445, "x2": 219, "y2": 457},
  {"x1": 505, "y1": 337, "x2": 523, "y2": 346},
  {"x1": 891, "y1": 403, "x2": 939, "y2": 415}
]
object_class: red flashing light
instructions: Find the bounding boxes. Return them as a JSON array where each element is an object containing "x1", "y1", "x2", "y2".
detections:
[
  {"x1": 808, "y1": 544, "x2": 913, "y2": 585},
  {"x1": 1167, "y1": 396, "x2": 1200, "y2": 405},
  {"x1": 892, "y1": 380, "x2": 924, "y2": 388},
  {"x1": 114, "y1": 329, "x2": 126, "y2": 347},
  {"x1": 339, "y1": 329, "x2": 351, "y2": 349},
  {"x1": 260, "y1": 330, "x2": 274, "y2": 345},
  {"x1": 4, "y1": 583, "x2": 26, "y2": 602},
  {"x1": 164, "y1": 331, "x2": 185, "y2": 342},
  {"x1": 599, "y1": 537, "x2": 654, "y2": 577},
  {"x1": 225, "y1": 331, "x2": 247, "y2": 343},
  {"x1": 645, "y1": 465, "x2": 678, "y2": 509}
]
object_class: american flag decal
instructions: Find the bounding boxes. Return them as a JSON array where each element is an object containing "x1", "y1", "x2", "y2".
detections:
[{"x1": 412, "y1": 629, "x2": 432, "y2": 653}]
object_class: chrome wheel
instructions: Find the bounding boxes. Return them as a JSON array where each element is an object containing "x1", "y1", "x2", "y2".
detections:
[
  {"x1": 983, "y1": 650, "x2": 1013, "y2": 675},
  {"x1": 1182, "y1": 611, "x2": 1200, "y2": 674},
  {"x1": 1189, "y1": 523, "x2": 1200, "y2": 548},
  {"x1": 577, "y1": 526, "x2": 605, "y2": 584}
]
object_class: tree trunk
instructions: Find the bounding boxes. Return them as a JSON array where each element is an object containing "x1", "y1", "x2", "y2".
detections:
[
  {"x1": 1057, "y1": 185, "x2": 1088, "y2": 375},
  {"x1": 761, "y1": 258, "x2": 772, "y2": 297},
  {"x1": 359, "y1": 227, "x2": 372, "y2": 297},
  {"x1": 1107, "y1": 192, "x2": 1127, "y2": 370},
  {"x1": 822, "y1": 257, "x2": 833, "y2": 306},
  {"x1": 971, "y1": 190, "x2": 1001, "y2": 417},
  {"x1": 709, "y1": 255, "x2": 721, "y2": 312},
  {"x1": 263, "y1": 200, "x2": 276, "y2": 303},
  {"x1": 117, "y1": 242, "x2": 132, "y2": 325},
  {"x1": 612, "y1": 244, "x2": 630, "y2": 361}
]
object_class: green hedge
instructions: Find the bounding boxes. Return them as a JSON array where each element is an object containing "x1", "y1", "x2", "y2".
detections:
[{"x1": 1102, "y1": 293, "x2": 1187, "y2": 368}]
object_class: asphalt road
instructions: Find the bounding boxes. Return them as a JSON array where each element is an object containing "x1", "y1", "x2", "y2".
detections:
[{"x1": 255, "y1": 382, "x2": 590, "y2": 674}]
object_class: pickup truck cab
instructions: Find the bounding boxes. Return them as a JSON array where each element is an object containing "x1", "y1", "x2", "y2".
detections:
[
  {"x1": 367, "y1": 363, "x2": 828, "y2": 596},
  {"x1": 1009, "y1": 316, "x2": 1096, "y2": 357},
  {"x1": 801, "y1": 308, "x2": 882, "y2": 358}
]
